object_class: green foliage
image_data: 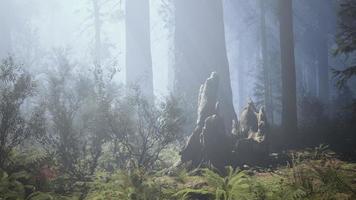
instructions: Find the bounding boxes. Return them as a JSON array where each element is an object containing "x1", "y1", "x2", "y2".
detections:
[
  {"x1": 333, "y1": 0, "x2": 356, "y2": 88},
  {"x1": 26, "y1": 192, "x2": 54, "y2": 200},
  {"x1": 86, "y1": 169, "x2": 166, "y2": 200},
  {"x1": 335, "y1": 0, "x2": 356, "y2": 55},
  {"x1": 278, "y1": 148, "x2": 356, "y2": 200},
  {"x1": 1, "y1": 57, "x2": 355, "y2": 200},
  {"x1": 289, "y1": 144, "x2": 335, "y2": 161},
  {"x1": 9, "y1": 147, "x2": 51, "y2": 174},
  {"x1": 1, "y1": 146, "x2": 356, "y2": 200},
  {"x1": 332, "y1": 66, "x2": 356, "y2": 89},
  {"x1": 175, "y1": 168, "x2": 189, "y2": 183},
  {"x1": 0, "y1": 169, "x2": 58, "y2": 200},
  {"x1": 0, "y1": 57, "x2": 37, "y2": 168},
  {"x1": 106, "y1": 88, "x2": 185, "y2": 170},
  {"x1": 173, "y1": 188, "x2": 214, "y2": 200},
  {"x1": 174, "y1": 166, "x2": 252, "y2": 200},
  {"x1": 0, "y1": 169, "x2": 29, "y2": 199}
]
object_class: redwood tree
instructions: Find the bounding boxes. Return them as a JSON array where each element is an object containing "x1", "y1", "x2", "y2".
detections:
[
  {"x1": 125, "y1": 0, "x2": 154, "y2": 101},
  {"x1": 279, "y1": 0, "x2": 298, "y2": 135},
  {"x1": 174, "y1": 0, "x2": 236, "y2": 132}
]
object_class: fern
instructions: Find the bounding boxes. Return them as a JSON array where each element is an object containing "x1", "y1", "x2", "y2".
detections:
[
  {"x1": 26, "y1": 192, "x2": 54, "y2": 200},
  {"x1": 85, "y1": 169, "x2": 168, "y2": 200},
  {"x1": 173, "y1": 188, "x2": 214, "y2": 200},
  {"x1": 281, "y1": 150, "x2": 356, "y2": 200},
  {"x1": 0, "y1": 169, "x2": 29, "y2": 199},
  {"x1": 174, "y1": 166, "x2": 252, "y2": 200}
]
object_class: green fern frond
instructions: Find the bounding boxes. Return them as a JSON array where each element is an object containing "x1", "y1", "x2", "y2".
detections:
[
  {"x1": 26, "y1": 192, "x2": 54, "y2": 200},
  {"x1": 0, "y1": 169, "x2": 27, "y2": 199},
  {"x1": 173, "y1": 188, "x2": 214, "y2": 200},
  {"x1": 201, "y1": 168, "x2": 225, "y2": 188}
]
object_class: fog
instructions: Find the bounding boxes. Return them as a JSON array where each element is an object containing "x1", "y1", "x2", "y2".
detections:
[
  {"x1": 0, "y1": 1, "x2": 356, "y2": 198},
  {"x1": 1, "y1": 0, "x2": 354, "y2": 103},
  {"x1": 0, "y1": 0, "x2": 174, "y2": 96}
]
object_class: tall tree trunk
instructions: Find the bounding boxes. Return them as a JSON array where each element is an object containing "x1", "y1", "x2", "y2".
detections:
[
  {"x1": 316, "y1": 37, "x2": 329, "y2": 105},
  {"x1": 174, "y1": 0, "x2": 236, "y2": 133},
  {"x1": 308, "y1": 58, "x2": 318, "y2": 96},
  {"x1": 92, "y1": 0, "x2": 102, "y2": 67},
  {"x1": 126, "y1": 0, "x2": 154, "y2": 101},
  {"x1": 315, "y1": 2, "x2": 330, "y2": 107},
  {"x1": 279, "y1": 0, "x2": 297, "y2": 135},
  {"x1": 0, "y1": 0, "x2": 12, "y2": 60},
  {"x1": 259, "y1": 0, "x2": 274, "y2": 123},
  {"x1": 238, "y1": 40, "x2": 245, "y2": 115}
]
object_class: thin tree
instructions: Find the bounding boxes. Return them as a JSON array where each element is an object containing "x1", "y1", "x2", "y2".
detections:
[
  {"x1": 0, "y1": 0, "x2": 12, "y2": 59},
  {"x1": 92, "y1": 0, "x2": 102, "y2": 67}
]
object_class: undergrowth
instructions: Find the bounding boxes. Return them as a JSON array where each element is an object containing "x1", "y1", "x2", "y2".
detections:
[{"x1": 1, "y1": 146, "x2": 356, "y2": 200}]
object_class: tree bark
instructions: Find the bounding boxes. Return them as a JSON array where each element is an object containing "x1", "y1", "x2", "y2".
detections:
[
  {"x1": 259, "y1": 0, "x2": 274, "y2": 123},
  {"x1": 126, "y1": 0, "x2": 154, "y2": 101},
  {"x1": 315, "y1": 2, "x2": 330, "y2": 106},
  {"x1": 238, "y1": 41, "x2": 245, "y2": 114},
  {"x1": 316, "y1": 37, "x2": 329, "y2": 105},
  {"x1": 174, "y1": 0, "x2": 236, "y2": 132},
  {"x1": 278, "y1": 0, "x2": 298, "y2": 135}
]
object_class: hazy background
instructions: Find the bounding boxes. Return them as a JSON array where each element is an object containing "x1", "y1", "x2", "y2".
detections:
[{"x1": 0, "y1": 0, "x2": 355, "y2": 114}]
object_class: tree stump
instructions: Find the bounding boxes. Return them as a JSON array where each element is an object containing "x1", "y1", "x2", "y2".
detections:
[{"x1": 180, "y1": 72, "x2": 269, "y2": 170}]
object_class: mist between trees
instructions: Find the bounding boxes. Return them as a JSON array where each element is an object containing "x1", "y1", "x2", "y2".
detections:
[{"x1": 0, "y1": 0, "x2": 355, "y2": 200}]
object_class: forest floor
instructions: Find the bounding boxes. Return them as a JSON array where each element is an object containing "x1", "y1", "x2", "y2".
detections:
[
  {"x1": 1, "y1": 148, "x2": 356, "y2": 200},
  {"x1": 83, "y1": 155, "x2": 356, "y2": 200}
]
